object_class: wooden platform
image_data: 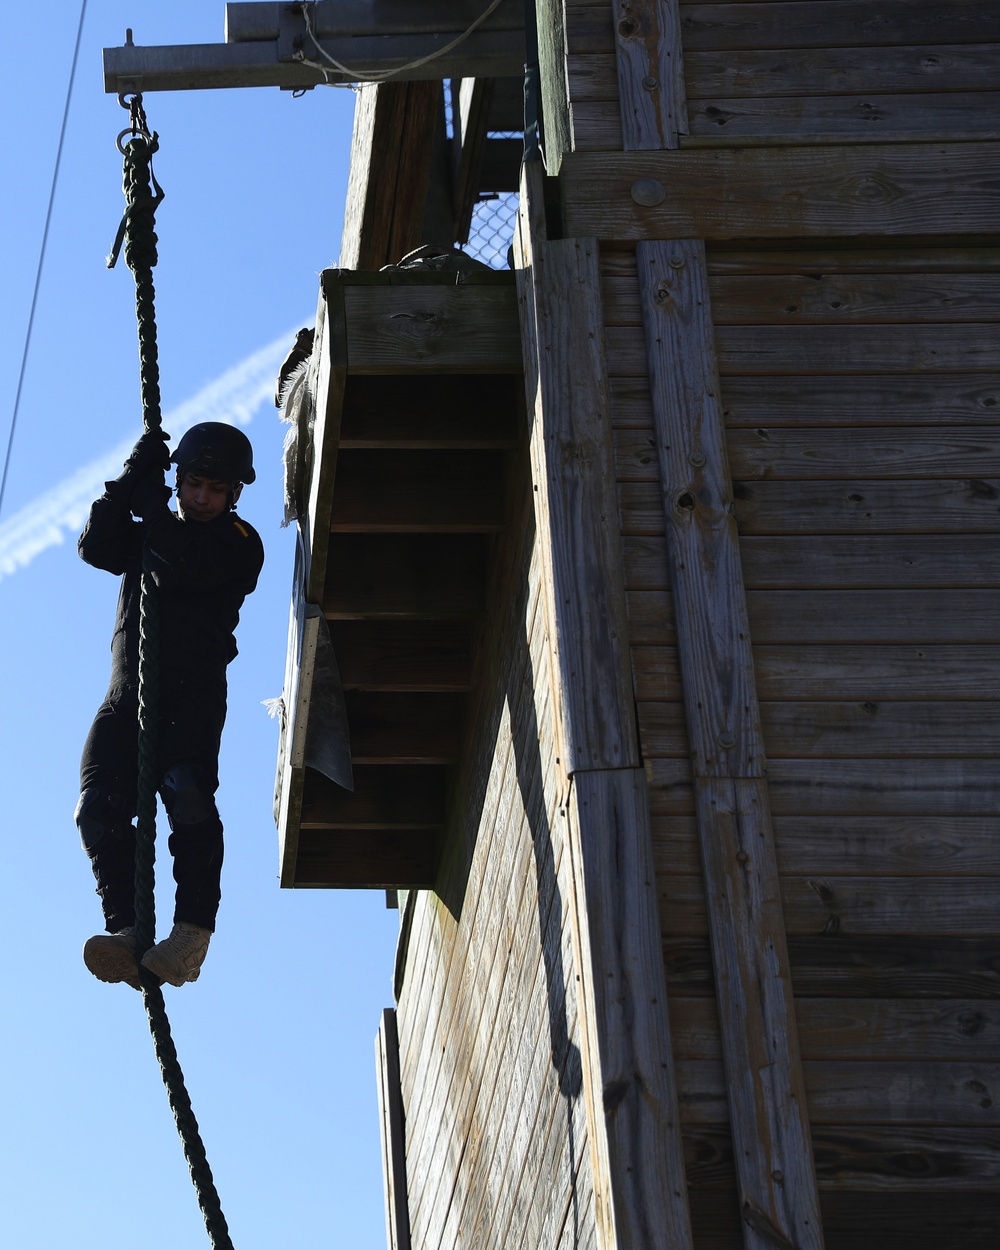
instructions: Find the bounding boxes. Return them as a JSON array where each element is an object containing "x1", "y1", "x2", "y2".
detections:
[{"x1": 276, "y1": 268, "x2": 522, "y2": 889}]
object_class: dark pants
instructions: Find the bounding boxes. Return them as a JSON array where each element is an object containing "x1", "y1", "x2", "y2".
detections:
[{"x1": 77, "y1": 672, "x2": 227, "y2": 933}]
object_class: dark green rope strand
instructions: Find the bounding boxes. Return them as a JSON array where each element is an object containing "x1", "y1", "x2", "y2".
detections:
[{"x1": 118, "y1": 117, "x2": 235, "y2": 1250}]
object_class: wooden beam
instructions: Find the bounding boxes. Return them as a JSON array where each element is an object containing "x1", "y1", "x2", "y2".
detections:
[
  {"x1": 323, "y1": 533, "x2": 489, "y2": 619},
  {"x1": 295, "y1": 827, "x2": 439, "y2": 887},
  {"x1": 104, "y1": 32, "x2": 524, "y2": 94},
  {"x1": 636, "y1": 238, "x2": 823, "y2": 1250},
  {"x1": 375, "y1": 1009, "x2": 412, "y2": 1250},
  {"x1": 611, "y1": 0, "x2": 686, "y2": 149},
  {"x1": 340, "y1": 282, "x2": 523, "y2": 374},
  {"x1": 560, "y1": 142, "x2": 1000, "y2": 240},
  {"x1": 339, "y1": 83, "x2": 442, "y2": 271},
  {"x1": 514, "y1": 194, "x2": 637, "y2": 772},
  {"x1": 303, "y1": 274, "x2": 346, "y2": 607},
  {"x1": 515, "y1": 161, "x2": 694, "y2": 1250}
]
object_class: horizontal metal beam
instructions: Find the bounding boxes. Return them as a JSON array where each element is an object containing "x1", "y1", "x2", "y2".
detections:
[
  {"x1": 103, "y1": 29, "x2": 526, "y2": 93},
  {"x1": 225, "y1": 0, "x2": 525, "y2": 41}
]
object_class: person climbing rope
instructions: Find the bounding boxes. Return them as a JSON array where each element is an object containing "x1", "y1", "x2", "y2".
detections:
[{"x1": 76, "y1": 420, "x2": 264, "y2": 989}]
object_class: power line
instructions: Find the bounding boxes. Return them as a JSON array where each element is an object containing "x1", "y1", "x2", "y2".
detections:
[{"x1": 0, "y1": 0, "x2": 89, "y2": 520}]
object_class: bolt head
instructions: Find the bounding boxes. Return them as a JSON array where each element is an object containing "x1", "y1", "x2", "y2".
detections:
[{"x1": 631, "y1": 178, "x2": 666, "y2": 208}]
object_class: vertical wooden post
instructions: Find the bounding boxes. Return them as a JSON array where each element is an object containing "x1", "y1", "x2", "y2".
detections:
[
  {"x1": 534, "y1": 0, "x2": 572, "y2": 171},
  {"x1": 636, "y1": 239, "x2": 824, "y2": 1250},
  {"x1": 376, "y1": 1008, "x2": 412, "y2": 1250},
  {"x1": 515, "y1": 163, "x2": 694, "y2": 1250},
  {"x1": 339, "y1": 81, "x2": 442, "y2": 270},
  {"x1": 611, "y1": 0, "x2": 687, "y2": 149}
]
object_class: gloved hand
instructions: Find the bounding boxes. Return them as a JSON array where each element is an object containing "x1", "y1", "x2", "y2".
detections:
[
  {"x1": 129, "y1": 471, "x2": 173, "y2": 521},
  {"x1": 123, "y1": 428, "x2": 171, "y2": 478}
]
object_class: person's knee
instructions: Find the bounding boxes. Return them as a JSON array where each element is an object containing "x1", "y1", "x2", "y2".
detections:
[
  {"x1": 160, "y1": 763, "x2": 217, "y2": 827},
  {"x1": 74, "y1": 787, "x2": 132, "y2": 855}
]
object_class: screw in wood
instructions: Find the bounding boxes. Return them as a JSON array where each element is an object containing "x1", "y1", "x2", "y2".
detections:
[
  {"x1": 718, "y1": 731, "x2": 736, "y2": 749},
  {"x1": 668, "y1": 255, "x2": 685, "y2": 269},
  {"x1": 642, "y1": 76, "x2": 658, "y2": 90},
  {"x1": 688, "y1": 451, "x2": 706, "y2": 467}
]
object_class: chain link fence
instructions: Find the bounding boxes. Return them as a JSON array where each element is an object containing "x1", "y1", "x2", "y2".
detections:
[{"x1": 465, "y1": 190, "x2": 519, "y2": 269}]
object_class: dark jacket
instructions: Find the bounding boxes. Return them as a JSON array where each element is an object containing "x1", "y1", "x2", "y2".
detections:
[{"x1": 78, "y1": 483, "x2": 264, "y2": 689}]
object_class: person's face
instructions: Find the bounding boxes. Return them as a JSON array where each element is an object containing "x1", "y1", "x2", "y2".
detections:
[{"x1": 177, "y1": 473, "x2": 241, "y2": 522}]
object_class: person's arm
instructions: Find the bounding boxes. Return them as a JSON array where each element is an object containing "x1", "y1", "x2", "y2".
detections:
[{"x1": 78, "y1": 430, "x2": 171, "y2": 573}]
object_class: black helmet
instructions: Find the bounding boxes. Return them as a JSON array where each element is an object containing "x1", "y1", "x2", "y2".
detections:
[{"x1": 171, "y1": 422, "x2": 256, "y2": 485}]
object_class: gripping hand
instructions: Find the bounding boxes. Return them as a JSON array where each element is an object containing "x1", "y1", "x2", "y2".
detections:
[{"x1": 124, "y1": 428, "x2": 171, "y2": 477}]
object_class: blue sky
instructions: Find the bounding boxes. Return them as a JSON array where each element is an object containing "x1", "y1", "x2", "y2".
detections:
[{"x1": 0, "y1": 5, "x2": 400, "y2": 1246}]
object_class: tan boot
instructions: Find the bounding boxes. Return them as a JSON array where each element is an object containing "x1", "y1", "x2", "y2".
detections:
[
  {"x1": 140, "y1": 922, "x2": 212, "y2": 987},
  {"x1": 83, "y1": 927, "x2": 140, "y2": 990}
]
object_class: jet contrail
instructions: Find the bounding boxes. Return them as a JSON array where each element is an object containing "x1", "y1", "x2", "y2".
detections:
[{"x1": 0, "y1": 331, "x2": 296, "y2": 583}]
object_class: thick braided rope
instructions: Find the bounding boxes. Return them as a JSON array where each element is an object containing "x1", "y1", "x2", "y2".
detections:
[{"x1": 120, "y1": 121, "x2": 236, "y2": 1250}]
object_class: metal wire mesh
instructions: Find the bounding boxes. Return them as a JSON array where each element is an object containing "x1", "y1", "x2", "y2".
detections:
[{"x1": 465, "y1": 189, "x2": 519, "y2": 270}]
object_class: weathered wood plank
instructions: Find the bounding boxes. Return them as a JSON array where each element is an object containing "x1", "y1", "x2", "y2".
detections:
[
  {"x1": 303, "y1": 277, "x2": 346, "y2": 607},
  {"x1": 778, "y1": 641, "x2": 1000, "y2": 701},
  {"x1": 600, "y1": 246, "x2": 1000, "y2": 281},
  {"x1": 300, "y1": 764, "x2": 446, "y2": 827},
  {"x1": 765, "y1": 759, "x2": 1000, "y2": 816},
  {"x1": 646, "y1": 757, "x2": 1000, "y2": 817},
  {"x1": 625, "y1": 534, "x2": 1000, "y2": 589},
  {"x1": 677, "y1": 2, "x2": 1000, "y2": 54},
  {"x1": 704, "y1": 247, "x2": 1000, "y2": 277},
  {"x1": 343, "y1": 691, "x2": 466, "y2": 763},
  {"x1": 717, "y1": 375, "x2": 1000, "y2": 427},
  {"x1": 637, "y1": 239, "x2": 763, "y2": 775},
  {"x1": 331, "y1": 620, "x2": 473, "y2": 691},
  {"x1": 727, "y1": 428, "x2": 1000, "y2": 480},
  {"x1": 719, "y1": 48, "x2": 1000, "y2": 102},
  {"x1": 686, "y1": 91, "x2": 1000, "y2": 145},
  {"x1": 515, "y1": 202, "x2": 639, "y2": 772},
  {"x1": 730, "y1": 479, "x2": 1000, "y2": 534},
  {"x1": 339, "y1": 81, "x2": 441, "y2": 270},
  {"x1": 610, "y1": 0, "x2": 686, "y2": 149},
  {"x1": 671, "y1": 997, "x2": 1000, "y2": 1061},
  {"x1": 603, "y1": 273, "x2": 1000, "y2": 325},
  {"x1": 341, "y1": 283, "x2": 523, "y2": 374},
  {"x1": 659, "y1": 873, "x2": 1000, "y2": 937},
  {"x1": 617, "y1": 426, "x2": 1000, "y2": 481},
  {"x1": 652, "y1": 813, "x2": 1000, "y2": 876},
  {"x1": 339, "y1": 374, "x2": 519, "y2": 447},
  {"x1": 574, "y1": 92, "x2": 1000, "y2": 148},
  {"x1": 685, "y1": 1123, "x2": 1000, "y2": 1193},
  {"x1": 608, "y1": 323, "x2": 1000, "y2": 374},
  {"x1": 295, "y1": 827, "x2": 438, "y2": 887},
  {"x1": 621, "y1": 478, "x2": 1000, "y2": 535},
  {"x1": 692, "y1": 778, "x2": 823, "y2": 1248},
  {"x1": 536, "y1": 0, "x2": 572, "y2": 171},
  {"x1": 573, "y1": 45, "x2": 1000, "y2": 102},
  {"x1": 639, "y1": 237, "x2": 821, "y2": 1249},
  {"x1": 324, "y1": 533, "x2": 488, "y2": 619},
  {"x1": 676, "y1": 1058, "x2": 1000, "y2": 1126},
  {"x1": 515, "y1": 164, "x2": 692, "y2": 1250},
  {"x1": 376, "y1": 1009, "x2": 412, "y2": 1250},
  {"x1": 640, "y1": 699, "x2": 1000, "y2": 759},
  {"x1": 664, "y1": 934, "x2": 1000, "y2": 999},
  {"x1": 567, "y1": 767, "x2": 693, "y2": 1249},
  {"x1": 330, "y1": 449, "x2": 505, "y2": 532},
  {"x1": 561, "y1": 143, "x2": 1000, "y2": 241},
  {"x1": 628, "y1": 589, "x2": 1000, "y2": 644}
]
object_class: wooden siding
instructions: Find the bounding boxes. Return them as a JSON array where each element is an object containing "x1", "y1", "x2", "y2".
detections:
[
  {"x1": 605, "y1": 240, "x2": 1000, "y2": 1243},
  {"x1": 567, "y1": 0, "x2": 1000, "y2": 151},
  {"x1": 395, "y1": 458, "x2": 598, "y2": 1250}
]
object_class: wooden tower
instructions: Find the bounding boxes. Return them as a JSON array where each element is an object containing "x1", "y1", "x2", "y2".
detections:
[{"x1": 105, "y1": 3, "x2": 1000, "y2": 1247}]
